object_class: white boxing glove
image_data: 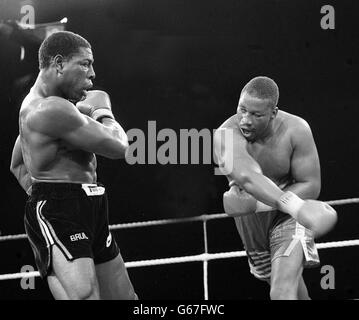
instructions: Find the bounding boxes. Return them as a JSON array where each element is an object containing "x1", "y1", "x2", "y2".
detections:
[
  {"x1": 223, "y1": 184, "x2": 257, "y2": 217},
  {"x1": 76, "y1": 90, "x2": 114, "y2": 121},
  {"x1": 277, "y1": 191, "x2": 337, "y2": 238}
]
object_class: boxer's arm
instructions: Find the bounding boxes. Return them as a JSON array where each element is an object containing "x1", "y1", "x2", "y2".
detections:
[
  {"x1": 29, "y1": 97, "x2": 128, "y2": 159},
  {"x1": 283, "y1": 119, "x2": 321, "y2": 200},
  {"x1": 214, "y1": 121, "x2": 284, "y2": 208},
  {"x1": 10, "y1": 135, "x2": 32, "y2": 194},
  {"x1": 216, "y1": 116, "x2": 336, "y2": 235},
  {"x1": 100, "y1": 117, "x2": 129, "y2": 157}
]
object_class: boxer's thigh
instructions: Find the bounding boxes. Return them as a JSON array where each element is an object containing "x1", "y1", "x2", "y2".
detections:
[
  {"x1": 270, "y1": 219, "x2": 305, "y2": 292},
  {"x1": 48, "y1": 245, "x2": 100, "y2": 300},
  {"x1": 96, "y1": 251, "x2": 138, "y2": 300}
]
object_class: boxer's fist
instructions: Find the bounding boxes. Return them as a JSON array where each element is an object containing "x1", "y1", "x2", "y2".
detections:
[
  {"x1": 76, "y1": 90, "x2": 114, "y2": 121},
  {"x1": 223, "y1": 185, "x2": 257, "y2": 217},
  {"x1": 297, "y1": 200, "x2": 337, "y2": 238}
]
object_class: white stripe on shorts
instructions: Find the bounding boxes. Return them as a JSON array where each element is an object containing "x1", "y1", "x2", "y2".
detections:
[
  {"x1": 283, "y1": 222, "x2": 310, "y2": 261},
  {"x1": 247, "y1": 251, "x2": 271, "y2": 280},
  {"x1": 36, "y1": 201, "x2": 53, "y2": 246},
  {"x1": 36, "y1": 200, "x2": 73, "y2": 260}
]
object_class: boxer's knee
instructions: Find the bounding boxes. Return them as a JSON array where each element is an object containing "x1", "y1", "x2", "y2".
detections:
[
  {"x1": 69, "y1": 278, "x2": 100, "y2": 300},
  {"x1": 131, "y1": 291, "x2": 139, "y2": 300},
  {"x1": 270, "y1": 258, "x2": 302, "y2": 300},
  {"x1": 51, "y1": 246, "x2": 100, "y2": 300},
  {"x1": 270, "y1": 283, "x2": 297, "y2": 300},
  {"x1": 270, "y1": 269, "x2": 301, "y2": 300},
  {"x1": 48, "y1": 273, "x2": 100, "y2": 300}
]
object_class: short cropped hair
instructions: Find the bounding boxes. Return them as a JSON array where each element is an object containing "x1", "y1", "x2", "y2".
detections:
[
  {"x1": 38, "y1": 31, "x2": 91, "y2": 69},
  {"x1": 241, "y1": 76, "x2": 279, "y2": 109}
]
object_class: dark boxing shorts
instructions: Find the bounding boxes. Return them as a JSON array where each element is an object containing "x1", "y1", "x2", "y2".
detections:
[{"x1": 24, "y1": 182, "x2": 120, "y2": 278}]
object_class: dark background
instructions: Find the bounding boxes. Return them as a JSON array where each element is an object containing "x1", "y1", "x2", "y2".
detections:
[{"x1": 0, "y1": 0, "x2": 358, "y2": 300}]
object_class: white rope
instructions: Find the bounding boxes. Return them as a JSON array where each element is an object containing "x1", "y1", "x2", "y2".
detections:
[
  {"x1": 0, "y1": 271, "x2": 40, "y2": 281},
  {"x1": 203, "y1": 220, "x2": 209, "y2": 300},
  {"x1": 316, "y1": 239, "x2": 359, "y2": 249},
  {"x1": 1, "y1": 197, "x2": 358, "y2": 242},
  {"x1": 0, "y1": 234, "x2": 27, "y2": 241},
  {"x1": 0, "y1": 197, "x2": 358, "y2": 285},
  {"x1": 326, "y1": 198, "x2": 359, "y2": 206},
  {"x1": 1, "y1": 239, "x2": 358, "y2": 281}
]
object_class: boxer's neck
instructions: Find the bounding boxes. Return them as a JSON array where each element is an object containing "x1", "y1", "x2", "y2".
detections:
[
  {"x1": 32, "y1": 70, "x2": 64, "y2": 99},
  {"x1": 251, "y1": 119, "x2": 276, "y2": 144}
]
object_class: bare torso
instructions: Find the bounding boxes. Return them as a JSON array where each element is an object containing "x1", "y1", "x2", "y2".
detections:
[
  {"x1": 19, "y1": 89, "x2": 97, "y2": 184},
  {"x1": 221, "y1": 110, "x2": 301, "y2": 190},
  {"x1": 245, "y1": 111, "x2": 294, "y2": 188}
]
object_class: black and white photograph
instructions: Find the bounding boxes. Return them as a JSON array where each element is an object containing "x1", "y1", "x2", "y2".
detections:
[{"x1": 0, "y1": 0, "x2": 358, "y2": 304}]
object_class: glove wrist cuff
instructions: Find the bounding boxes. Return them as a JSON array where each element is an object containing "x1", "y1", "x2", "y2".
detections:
[
  {"x1": 91, "y1": 108, "x2": 114, "y2": 122},
  {"x1": 277, "y1": 191, "x2": 304, "y2": 219}
]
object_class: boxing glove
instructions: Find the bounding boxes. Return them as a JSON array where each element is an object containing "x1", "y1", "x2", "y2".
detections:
[
  {"x1": 277, "y1": 191, "x2": 337, "y2": 238},
  {"x1": 76, "y1": 90, "x2": 114, "y2": 121},
  {"x1": 223, "y1": 185, "x2": 257, "y2": 217}
]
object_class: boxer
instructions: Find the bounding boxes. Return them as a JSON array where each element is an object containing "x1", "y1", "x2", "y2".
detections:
[
  {"x1": 10, "y1": 31, "x2": 137, "y2": 300},
  {"x1": 214, "y1": 76, "x2": 337, "y2": 299}
]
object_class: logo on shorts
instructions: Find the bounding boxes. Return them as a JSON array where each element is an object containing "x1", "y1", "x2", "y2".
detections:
[
  {"x1": 70, "y1": 232, "x2": 89, "y2": 242},
  {"x1": 106, "y1": 232, "x2": 112, "y2": 247},
  {"x1": 81, "y1": 184, "x2": 105, "y2": 196}
]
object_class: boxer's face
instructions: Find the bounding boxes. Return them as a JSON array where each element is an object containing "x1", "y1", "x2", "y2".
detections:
[
  {"x1": 237, "y1": 92, "x2": 276, "y2": 142},
  {"x1": 60, "y1": 47, "x2": 95, "y2": 103}
]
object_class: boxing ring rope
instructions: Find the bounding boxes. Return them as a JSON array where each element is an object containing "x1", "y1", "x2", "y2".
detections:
[{"x1": 0, "y1": 197, "x2": 358, "y2": 300}]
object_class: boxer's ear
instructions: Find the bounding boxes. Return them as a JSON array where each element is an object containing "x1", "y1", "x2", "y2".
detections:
[
  {"x1": 271, "y1": 107, "x2": 278, "y2": 119},
  {"x1": 53, "y1": 54, "x2": 65, "y2": 74}
]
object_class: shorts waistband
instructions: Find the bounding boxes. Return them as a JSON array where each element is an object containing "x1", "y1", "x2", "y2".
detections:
[{"x1": 31, "y1": 182, "x2": 105, "y2": 197}]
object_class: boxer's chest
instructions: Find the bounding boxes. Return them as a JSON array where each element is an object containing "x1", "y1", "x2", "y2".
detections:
[{"x1": 246, "y1": 135, "x2": 292, "y2": 182}]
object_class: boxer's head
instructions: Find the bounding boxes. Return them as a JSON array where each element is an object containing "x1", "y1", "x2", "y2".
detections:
[
  {"x1": 237, "y1": 76, "x2": 279, "y2": 142},
  {"x1": 38, "y1": 31, "x2": 95, "y2": 102}
]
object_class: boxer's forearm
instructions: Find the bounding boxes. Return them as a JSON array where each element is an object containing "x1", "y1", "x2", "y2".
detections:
[
  {"x1": 254, "y1": 180, "x2": 320, "y2": 213},
  {"x1": 216, "y1": 127, "x2": 286, "y2": 208},
  {"x1": 232, "y1": 170, "x2": 284, "y2": 208},
  {"x1": 101, "y1": 118, "x2": 129, "y2": 157},
  {"x1": 282, "y1": 181, "x2": 321, "y2": 200},
  {"x1": 10, "y1": 135, "x2": 32, "y2": 193},
  {"x1": 220, "y1": 147, "x2": 285, "y2": 207},
  {"x1": 11, "y1": 163, "x2": 32, "y2": 194},
  {"x1": 20, "y1": 171, "x2": 32, "y2": 194}
]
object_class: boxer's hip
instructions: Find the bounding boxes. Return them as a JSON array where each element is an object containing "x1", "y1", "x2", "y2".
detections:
[
  {"x1": 29, "y1": 182, "x2": 106, "y2": 200},
  {"x1": 234, "y1": 209, "x2": 290, "y2": 252}
]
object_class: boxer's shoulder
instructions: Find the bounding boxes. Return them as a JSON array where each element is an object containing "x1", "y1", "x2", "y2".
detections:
[
  {"x1": 275, "y1": 111, "x2": 313, "y2": 144},
  {"x1": 39, "y1": 96, "x2": 75, "y2": 113},
  {"x1": 277, "y1": 110, "x2": 311, "y2": 131},
  {"x1": 24, "y1": 97, "x2": 81, "y2": 135},
  {"x1": 21, "y1": 96, "x2": 73, "y2": 120}
]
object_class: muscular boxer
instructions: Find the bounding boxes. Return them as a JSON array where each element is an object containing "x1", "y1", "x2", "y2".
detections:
[
  {"x1": 214, "y1": 76, "x2": 337, "y2": 300},
  {"x1": 10, "y1": 31, "x2": 137, "y2": 300}
]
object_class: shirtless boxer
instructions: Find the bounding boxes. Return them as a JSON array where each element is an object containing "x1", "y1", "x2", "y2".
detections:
[
  {"x1": 10, "y1": 31, "x2": 137, "y2": 300},
  {"x1": 214, "y1": 76, "x2": 337, "y2": 299}
]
